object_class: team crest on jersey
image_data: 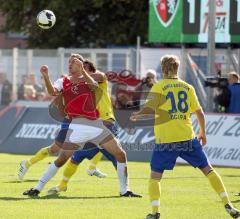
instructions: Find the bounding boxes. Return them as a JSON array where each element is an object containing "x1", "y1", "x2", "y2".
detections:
[
  {"x1": 71, "y1": 85, "x2": 80, "y2": 95},
  {"x1": 153, "y1": 0, "x2": 180, "y2": 27}
]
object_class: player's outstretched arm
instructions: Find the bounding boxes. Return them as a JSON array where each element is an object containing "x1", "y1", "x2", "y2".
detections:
[
  {"x1": 130, "y1": 107, "x2": 154, "y2": 121},
  {"x1": 40, "y1": 65, "x2": 59, "y2": 96},
  {"x1": 195, "y1": 109, "x2": 207, "y2": 146}
]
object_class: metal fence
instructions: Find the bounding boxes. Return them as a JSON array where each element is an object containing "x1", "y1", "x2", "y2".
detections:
[
  {"x1": 185, "y1": 48, "x2": 240, "y2": 110},
  {"x1": 1, "y1": 48, "x2": 136, "y2": 78},
  {"x1": 0, "y1": 48, "x2": 137, "y2": 101},
  {"x1": 0, "y1": 47, "x2": 239, "y2": 111}
]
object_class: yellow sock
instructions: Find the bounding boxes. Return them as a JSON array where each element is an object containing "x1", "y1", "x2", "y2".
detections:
[
  {"x1": 88, "y1": 152, "x2": 103, "y2": 170},
  {"x1": 207, "y1": 170, "x2": 230, "y2": 205},
  {"x1": 25, "y1": 147, "x2": 50, "y2": 168},
  {"x1": 149, "y1": 178, "x2": 161, "y2": 214},
  {"x1": 59, "y1": 161, "x2": 78, "y2": 190}
]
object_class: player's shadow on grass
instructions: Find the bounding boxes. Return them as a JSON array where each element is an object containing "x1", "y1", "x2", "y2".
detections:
[
  {"x1": 0, "y1": 195, "x2": 121, "y2": 201},
  {"x1": 0, "y1": 197, "x2": 35, "y2": 201},
  {"x1": 222, "y1": 175, "x2": 240, "y2": 178},
  {"x1": 107, "y1": 176, "x2": 204, "y2": 180},
  {"x1": 4, "y1": 179, "x2": 38, "y2": 183},
  {"x1": 40, "y1": 194, "x2": 121, "y2": 200},
  {"x1": 231, "y1": 200, "x2": 240, "y2": 204}
]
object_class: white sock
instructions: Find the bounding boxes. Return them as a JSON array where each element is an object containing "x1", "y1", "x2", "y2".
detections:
[
  {"x1": 117, "y1": 162, "x2": 129, "y2": 194},
  {"x1": 35, "y1": 162, "x2": 59, "y2": 191}
]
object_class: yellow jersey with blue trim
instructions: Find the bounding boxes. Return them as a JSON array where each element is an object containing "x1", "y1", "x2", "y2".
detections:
[
  {"x1": 145, "y1": 79, "x2": 201, "y2": 144},
  {"x1": 96, "y1": 79, "x2": 115, "y2": 121}
]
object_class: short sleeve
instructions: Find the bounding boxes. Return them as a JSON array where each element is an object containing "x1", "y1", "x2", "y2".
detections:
[
  {"x1": 144, "y1": 84, "x2": 162, "y2": 110},
  {"x1": 189, "y1": 86, "x2": 201, "y2": 113},
  {"x1": 53, "y1": 78, "x2": 64, "y2": 92}
]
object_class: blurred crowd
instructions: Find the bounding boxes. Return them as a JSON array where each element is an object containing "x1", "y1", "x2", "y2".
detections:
[
  {"x1": 17, "y1": 74, "x2": 52, "y2": 101},
  {"x1": 0, "y1": 72, "x2": 12, "y2": 105},
  {"x1": 1, "y1": 69, "x2": 239, "y2": 114},
  {"x1": 0, "y1": 72, "x2": 52, "y2": 106}
]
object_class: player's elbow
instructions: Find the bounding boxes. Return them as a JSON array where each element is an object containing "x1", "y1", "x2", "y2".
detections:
[
  {"x1": 48, "y1": 90, "x2": 57, "y2": 96},
  {"x1": 48, "y1": 88, "x2": 60, "y2": 96},
  {"x1": 195, "y1": 109, "x2": 205, "y2": 119},
  {"x1": 88, "y1": 81, "x2": 98, "y2": 91}
]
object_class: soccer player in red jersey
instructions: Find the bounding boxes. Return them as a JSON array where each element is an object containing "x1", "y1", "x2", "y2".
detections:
[
  {"x1": 18, "y1": 59, "x2": 109, "y2": 181},
  {"x1": 23, "y1": 54, "x2": 141, "y2": 198}
]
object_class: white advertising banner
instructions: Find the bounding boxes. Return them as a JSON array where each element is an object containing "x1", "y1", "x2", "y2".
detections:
[
  {"x1": 178, "y1": 113, "x2": 240, "y2": 167},
  {"x1": 198, "y1": 0, "x2": 230, "y2": 43}
]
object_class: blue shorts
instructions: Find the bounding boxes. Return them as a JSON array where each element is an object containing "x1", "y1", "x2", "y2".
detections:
[
  {"x1": 71, "y1": 122, "x2": 118, "y2": 168},
  {"x1": 151, "y1": 138, "x2": 209, "y2": 173},
  {"x1": 54, "y1": 118, "x2": 71, "y2": 144}
]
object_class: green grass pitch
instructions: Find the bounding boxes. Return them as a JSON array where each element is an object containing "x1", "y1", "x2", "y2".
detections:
[{"x1": 0, "y1": 153, "x2": 239, "y2": 219}]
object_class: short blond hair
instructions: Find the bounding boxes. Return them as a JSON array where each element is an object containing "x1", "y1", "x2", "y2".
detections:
[
  {"x1": 70, "y1": 53, "x2": 84, "y2": 62},
  {"x1": 161, "y1": 55, "x2": 180, "y2": 78}
]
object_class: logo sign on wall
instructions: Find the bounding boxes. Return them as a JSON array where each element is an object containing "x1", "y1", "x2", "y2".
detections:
[
  {"x1": 149, "y1": 0, "x2": 240, "y2": 43},
  {"x1": 153, "y1": 0, "x2": 180, "y2": 27},
  {"x1": 149, "y1": 0, "x2": 182, "y2": 43}
]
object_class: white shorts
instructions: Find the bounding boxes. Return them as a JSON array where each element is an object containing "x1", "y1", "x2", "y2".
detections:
[{"x1": 64, "y1": 117, "x2": 113, "y2": 148}]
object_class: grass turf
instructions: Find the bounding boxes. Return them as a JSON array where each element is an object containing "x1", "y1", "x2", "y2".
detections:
[{"x1": 0, "y1": 153, "x2": 239, "y2": 219}]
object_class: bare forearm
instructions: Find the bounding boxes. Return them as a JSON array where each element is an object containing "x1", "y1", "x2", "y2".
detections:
[
  {"x1": 82, "y1": 70, "x2": 98, "y2": 90},
  {"x1": 42, "y1": 75, "x2": 56, "y2": 96},
  {"x1": 195, "y1": 109, "x2": 206, "y2": 134},
  {"x1": 136, "y1": 107, "x2": 154, "y2": 118}
]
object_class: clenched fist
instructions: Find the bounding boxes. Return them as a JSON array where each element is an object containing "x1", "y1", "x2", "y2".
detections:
[
  {"x1": 73, "y1": 58, "x2": 84, "y2": 71},
  {"x1": 40, "y1": 65, "x2": 49, "y2": 77}
]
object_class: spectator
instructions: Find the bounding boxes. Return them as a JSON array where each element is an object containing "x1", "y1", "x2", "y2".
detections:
[
  {"x1": 28, "y1": 73, "x2": 45, "y2": 93},
  {"x1": 24, "y1": 85, "x2": 36, "y2": 101},
  {"x1": 36, "y1": 92, "x2": 46, "y2": 101},
  {"x1": 145, "y1": 69, "x2": 157, "y2": 83},
  {"x1": 134, "y1": 69, "x2": 157, "y2": 105},
  {"x1": 115, "y1": 92, "x2": 134, "y2": 109},
  {"x1": 18, "y1": 74, "x2": 29, "y2": 100},
  {"x1": 228, "y1": 72, "x2": 240, "y2": 113},
  {"x1": 137, "y1": 69, "x2": 157, "y2": 94},
  {"x1": 0, "y1": 72, "x2": 12, "y2": 106}
]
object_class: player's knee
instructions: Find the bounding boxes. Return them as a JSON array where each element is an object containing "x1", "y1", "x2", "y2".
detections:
[
  {"x1": 54, "y1": 154, "x2": 69, "y2": 167},
  {"x1": 55, "y1": 159, "x2": 66, "y2": 167},
  {"x1": 115, "y1": 149, "x2": 126, "y2": 163},
  {"x1": 54, "y1": 140, "x2": 63, "y2": 149},
  {"x1": 70, "y1": 159, "x2": 79, "y2": 165},
  {"x1": 48, "y1": 143, "x2": 60, "y2": 155},
  {"x1": 151, "y1": 171, "x2": 162, "y2": 180},
  {"x1": 199, "y1": 164, "x2": 213, "y2": 176}
]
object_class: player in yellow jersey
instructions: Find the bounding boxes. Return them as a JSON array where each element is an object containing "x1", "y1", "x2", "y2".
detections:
[
  {"x1": 131, "y1": 55, "x2": 239, "y2": 219},
  {"x1": 87, "y1": 72, "x2": 117, "y2": 176}
]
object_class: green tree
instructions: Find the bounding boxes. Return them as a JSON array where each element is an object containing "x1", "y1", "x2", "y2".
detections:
[{"x1": 0, "y1": 0, "x2": 148, "y2": 48}]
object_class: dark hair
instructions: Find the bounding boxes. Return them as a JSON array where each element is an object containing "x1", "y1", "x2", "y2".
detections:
[{"x1": 84, "y1": 59, "x2": 96, "y2": 73}]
